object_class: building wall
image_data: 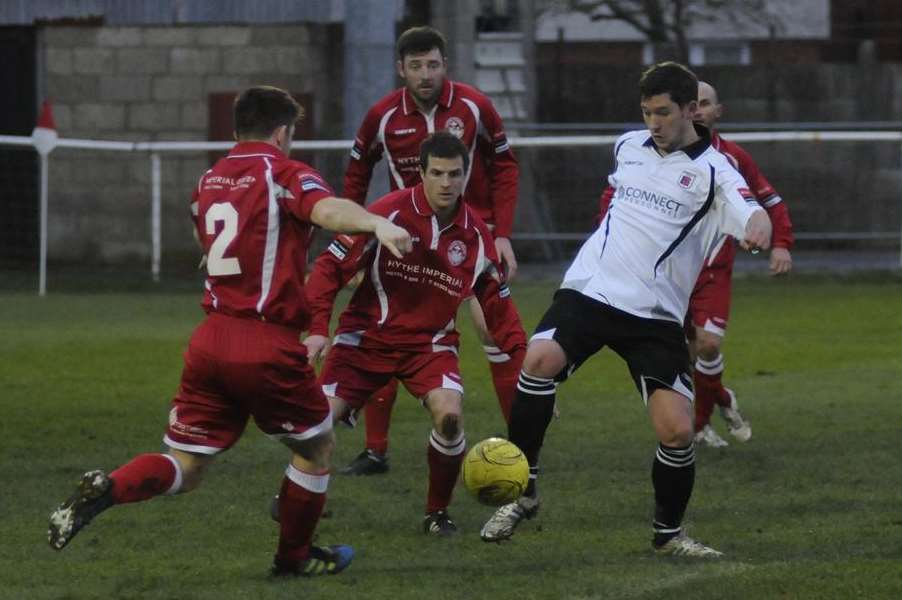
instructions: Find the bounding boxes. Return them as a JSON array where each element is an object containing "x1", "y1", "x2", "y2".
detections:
[{"x1": 41, "y1": 24, "x2": 343, "y2": 266}]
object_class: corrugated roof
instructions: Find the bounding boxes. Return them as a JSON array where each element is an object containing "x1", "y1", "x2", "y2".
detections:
[{"x1": 0, "y1": 0, "x2": 345, "y2": 25}]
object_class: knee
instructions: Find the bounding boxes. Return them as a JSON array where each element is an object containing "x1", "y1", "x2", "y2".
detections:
[
  {"x1": 283, "y1": 430, "x2": 335, "y2": 470},
  {"x1": 169, "y1": 453, "x2": 211, "y2": 493},
  {"x1": 439, "y1": 413, "x2": 462, "y2": 440},
  {"x1": 311, "y1": 432, "x2": 336, "y2": 465},
  {"x1": 659, "y1": 421, "x2": 694, "y2": 447},
  {"x1": 695, "y1": 336, "x2": 722, "y2": 362},
  {"x1": 522, "y1": 344, "x2": 565, "y2": 379}
]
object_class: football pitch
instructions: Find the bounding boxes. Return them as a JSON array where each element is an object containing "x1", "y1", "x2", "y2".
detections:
[{"x1": 2, "y1": 274, "x2": 901, "y2": 599}]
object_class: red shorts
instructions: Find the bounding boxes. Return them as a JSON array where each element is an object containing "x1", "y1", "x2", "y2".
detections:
[
  {"x1": 319, "y1": 343, "x2": 463, "y2": 410},
  {"x1": 164, "y1": 313, "x2": 331, "y2": 455},
  {"x1": 687, "y1": 239, "x2": 736, "y2": 337}
]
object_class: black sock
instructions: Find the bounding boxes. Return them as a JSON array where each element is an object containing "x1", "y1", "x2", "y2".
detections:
[
  {"x1": 651, "y1": 442, "x2": 695, "y2": 546},
  {"x1": 509, "y1": 371, "x2": 556, "y2": 498},
  {"x1": 525, "y1": 466, "x2": 540, "y2": 498}
]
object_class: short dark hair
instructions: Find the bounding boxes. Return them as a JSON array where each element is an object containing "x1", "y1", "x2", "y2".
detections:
[
  {"x1": 419, "y1": 131, "x2": 469, "y2": 173},
  {"x1": 639, "y1": 62, "x2": 698, "y2": 107},
  {"x1": 396, "y1": 26, "x2": 446, "y2": 61},
  {"x1": 233, "y1": 86, "x2": 302, "y2": 140}
]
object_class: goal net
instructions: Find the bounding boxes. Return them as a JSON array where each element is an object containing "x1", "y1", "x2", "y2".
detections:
[{"x1": 1, "y1": 131, "x2": 899, "y2": 293}]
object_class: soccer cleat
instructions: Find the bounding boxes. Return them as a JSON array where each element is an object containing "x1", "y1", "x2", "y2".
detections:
[
  {"x1": 48, "y1": 469, "x2": 114, "y2": 550},
  {"x1": 654, "y1": 532, "x2": 724, "y2": 558},
  {"x1": 339, "y1": 449, "x2": 389, "y2": 476},
  {"x1": 271, "y1": 544, "x2": 354, "y2": 577},
  {"x1": 719, "y1": 388, "x2": 751, "y2": 442},
  {"x1": 694, "y1": 424, "x2": 729, "y2": 448},
  {"x1": 479, "y1": 495, "x2": 540, "y2": 542},
  {"x1": 423, "y1": 510, "x2": 458, "y2": 536}
]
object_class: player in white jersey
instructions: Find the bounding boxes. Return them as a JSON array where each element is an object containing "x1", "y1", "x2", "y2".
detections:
[{"x1": 480, "y1": 62, "x2": 772, "y2": 558}]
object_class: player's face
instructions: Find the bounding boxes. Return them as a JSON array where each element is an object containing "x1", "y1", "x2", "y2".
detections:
[
  {"x1": 420, "y1": 155, "x2": 465, "y2": 216},
  {"x1": 641, "y1": 93, "x2": 697, "y2": 153},
  {"x1": 397, "y1": 48, "x2": 447, "y2": 107},
  {"x1": 694, "y1": 83, "x2": 722, "y2": 129}
]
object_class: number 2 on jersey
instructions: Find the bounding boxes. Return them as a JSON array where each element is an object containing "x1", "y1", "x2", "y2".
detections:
[{"x1": 205, "y1": 202, "x2": 242, "y2": 276}]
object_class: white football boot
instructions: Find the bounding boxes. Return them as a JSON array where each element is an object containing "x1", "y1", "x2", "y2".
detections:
[
  {"x1": 694, "y1": 425, "x2": 729, "y2": 448},
  {"x1": 655, "y1": 532, "x2": 724, "y2": 558},
  {"x1": 719, "y1": 388, "x2": 751, "y2": 442},
  {"x1": 480, "y1": 495, "x2": 540, "y2": 542}
]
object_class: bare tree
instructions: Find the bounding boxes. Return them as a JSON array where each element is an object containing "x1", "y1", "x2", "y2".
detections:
[{"x1": 549, "y1": 0, "x2": 779, "y2": 63}]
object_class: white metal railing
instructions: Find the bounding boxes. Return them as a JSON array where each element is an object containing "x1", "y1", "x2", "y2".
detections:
[{"x1": 1, "y1": 131, "x2": 901, "y2": 294}]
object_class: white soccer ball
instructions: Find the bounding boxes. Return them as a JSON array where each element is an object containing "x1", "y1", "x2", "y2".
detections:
[{"x1": 461, "y1": 437, "x2": 529, "y2": 506}]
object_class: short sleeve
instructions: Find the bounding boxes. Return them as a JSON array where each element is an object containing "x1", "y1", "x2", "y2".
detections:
[{"x1": 281, "y1": 167, "x2": 335, "y2": 222}]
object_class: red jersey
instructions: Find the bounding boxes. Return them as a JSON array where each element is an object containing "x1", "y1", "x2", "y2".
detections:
[
  {"x1": 191, "y1": 141, "x2": 333, "y2": 331},
  {"x1": 597, "y1": 130, "x2": 794, "y2": 267},
  {"x1": 711, "y1": 131, "x2": 793, "y2": 250},
  {"x1": 307, "y1": 183, "x2": 526, "y2": 355},
  {"x1": 343, "y1": 79, "x2": 519, "y2": 238}
]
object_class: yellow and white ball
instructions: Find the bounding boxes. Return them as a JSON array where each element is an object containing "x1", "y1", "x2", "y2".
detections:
[{"x1": 462, "y1": 437, "x2": 529, "y2": 506}]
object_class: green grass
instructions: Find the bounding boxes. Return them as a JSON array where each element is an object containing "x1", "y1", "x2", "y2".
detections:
[{"x1": 2, "y1": 275, "x2": 902, "y2": 599}]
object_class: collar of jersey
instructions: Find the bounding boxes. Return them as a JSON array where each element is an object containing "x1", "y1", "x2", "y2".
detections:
[
  {"x1": 643, "y1": 123, "x2": 712, "y2": 160},
  {"x1": 710, "y1": 129, "x2": 723, "y2": 150},
  {"x1": 410, "y1": 183, "x2": 469, "y2": 230},
  {"x1": 227, "y1": 141, "x2": 285, "y2": 159},
  {"x1": 401, "y1": 79, "x2": 454, "y2": 116}
]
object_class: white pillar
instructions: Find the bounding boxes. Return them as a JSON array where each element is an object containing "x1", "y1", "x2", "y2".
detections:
[
  {"x1": 151, "y1": 152, "x2": 161, "y2": 282},
  {"x1": 38, "y1": 152, "x2": 48, "y2": 296}
]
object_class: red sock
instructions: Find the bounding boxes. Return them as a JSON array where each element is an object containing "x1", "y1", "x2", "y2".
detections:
[
  {"x1": 364, "y1": 379, "x2": 398, "y2": 455},
  {"x1": 693, "y1": 354, "x2": 728, "y2": 431},
  {"x1": 110, "y1": 453, "x2": 180, "y2": 504},
  {"x1": 276, "y1": 466, "x2": 328, "y2": 567},
  {"x1": 486, "y1": 346, "x2": 525, "y2": 425},
  {"x1": 426, "y1": 430, "x2": 465, "y2": 513}
]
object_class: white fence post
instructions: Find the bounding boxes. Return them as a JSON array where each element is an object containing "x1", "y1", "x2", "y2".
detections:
[
  {"x1": 151, "y1": 152, "x2": 161, "y2": 282},
  {"x1": 38, "y1": 153, "x2": 49, "y2": 296}
]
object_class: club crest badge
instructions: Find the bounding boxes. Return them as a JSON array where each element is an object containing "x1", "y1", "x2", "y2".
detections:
[
  {"x1": 447, "y1": 240, "x2": 467, "y2": 266},
  {"x1": 445, "y1": 117, "x2": 465, "y2": 139},
  {"x1": 678, "y1": 171, "x2": 696, "y2": 189}
]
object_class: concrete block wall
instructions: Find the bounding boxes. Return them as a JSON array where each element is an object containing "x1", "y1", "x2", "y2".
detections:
[{"x1": 42, "y1": 25, "x2": 342, "y2": 266}]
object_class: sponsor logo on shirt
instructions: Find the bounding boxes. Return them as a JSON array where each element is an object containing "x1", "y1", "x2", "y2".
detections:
[
  {"x1": 392, "y1": 128, "x2": 417, "y2": 135},
  {"x1": 445, "y1": 117, "x2": 465, "y2": 139},
  {"x1": 385, "y1": 258, "x2": 464, "y2": 296},
  {"x1": 204, "y1": 175, "x2": 256, "y2": 190},
  {"x1": 168, "y1": 406, "x2": 209, "y2": 438},
  {"x1": 447, "y1": 240, "x2": 467, "y2": 266},
  {"x1": 616, "y1": 185, "x2": 684, "y2": 218}
]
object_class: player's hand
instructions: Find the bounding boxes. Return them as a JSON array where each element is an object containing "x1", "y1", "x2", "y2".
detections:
[
  {"x1": 303, "y1": 334, "x2": 331, "y2": 364},
  {"x1": 740, "y1": 210, "x2": 772, "y2": 254},
  {"x1": 374, "y1": 219, "x2": 412, "y2": 259},
  {"x1": 769, "y1": 247, "x2": 792, "y2": 276},
  {"x1": 494, "y1": 237, "x2": 518, "y2": 280}
]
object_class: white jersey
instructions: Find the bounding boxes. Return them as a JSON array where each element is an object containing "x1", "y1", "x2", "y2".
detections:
[{"x1": 562, "y1": 128, "x2": 762, "y2": 323}]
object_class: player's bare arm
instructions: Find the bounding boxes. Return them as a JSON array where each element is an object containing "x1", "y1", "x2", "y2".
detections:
[
  {"x1": 310, "y1": 197, "x2": 412, "y2": 258},
  {"x1": 494, "y1": 237, "x2": 518, "y2": 280}
]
